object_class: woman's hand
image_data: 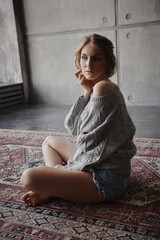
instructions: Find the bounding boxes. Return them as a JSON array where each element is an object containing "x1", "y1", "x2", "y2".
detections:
[
  {"x1": 75, "y1": 69, "x2": 93, "y2": 98},
  {"x1": 54, "y1": 165, "x2": 64, "y2": 169}
]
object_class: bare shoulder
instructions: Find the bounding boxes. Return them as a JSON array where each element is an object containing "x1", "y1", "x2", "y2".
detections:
[{"x1": 93, "y1": 80, "x2": 117, "y2": 97}]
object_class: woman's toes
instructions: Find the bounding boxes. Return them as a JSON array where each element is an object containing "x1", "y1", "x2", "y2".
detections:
[
  {"x1": 21, "y1": 191, "x2": 53, "y2": 206},
  {"x1": 21, "y1": 192, "x2": 34, "y2": 206},
  {"x1": 21, "y1": 192, "x2": 30, "y2": 202}
]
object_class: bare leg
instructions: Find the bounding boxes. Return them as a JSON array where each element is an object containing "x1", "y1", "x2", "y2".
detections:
[
  {"x1": 21, "y1": 136, "x2": 77, "y2": 206},
  {"x1": 42, "y1": 136, "x2": 77, "y2": 167},
  {"x1": 21, "y1": 166, "x2": 106, "y2": 204}
]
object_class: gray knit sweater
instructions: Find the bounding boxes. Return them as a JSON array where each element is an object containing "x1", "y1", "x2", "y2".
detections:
[{"x1": 64, "y1": 87, "x2": 136, "y2": 174}]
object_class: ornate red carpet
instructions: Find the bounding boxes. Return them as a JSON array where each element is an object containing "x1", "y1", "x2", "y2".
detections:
[{"x1": 0, "y1": 129, "x2": 160, "y2": 239}]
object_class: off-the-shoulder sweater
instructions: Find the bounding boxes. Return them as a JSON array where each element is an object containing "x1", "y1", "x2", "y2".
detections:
[{"x1": 64, "y1": 87, "x2": 137, "y2": 174}]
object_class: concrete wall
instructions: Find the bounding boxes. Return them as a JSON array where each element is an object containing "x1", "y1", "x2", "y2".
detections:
[
  {"x1": 0, "y1": 0, "x2": 22, "y2": 85},
  {"x1": 22, "y1": 0, "x2": 160, "y2": 105}
]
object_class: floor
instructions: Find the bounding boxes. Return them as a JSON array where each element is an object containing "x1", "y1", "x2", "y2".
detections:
[{"x1": 0, "y1": 104, "x2": 160, "y2": 139}]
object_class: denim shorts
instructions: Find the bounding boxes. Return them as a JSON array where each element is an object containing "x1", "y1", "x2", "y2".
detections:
[{"x1": 92, "y1": 169, "x2": 130, "y2": 200}]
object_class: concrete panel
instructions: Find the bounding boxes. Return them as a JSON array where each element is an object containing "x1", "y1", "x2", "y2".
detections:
[
  {"x1": 23, "y1": 0, "x2": 115, "y2": 35},
  {"x1": 0, "y1": 0, "x2": 22, "y2": 84},
  {"x1": 27, "y1": 31, "x2": 116, "y2": 104},
  {"x1": 119, "y1": 25, "x2": 160, "y2": 106},
  {"x1": 119, "y1": 0, "x2": 160, "y2": 25}
]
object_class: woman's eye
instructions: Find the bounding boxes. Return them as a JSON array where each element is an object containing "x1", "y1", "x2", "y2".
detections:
[
  {"x1": 81, "y1": 56, "x2": 87, "y2": 60},
  {"x1": 93, "y1": 57, "x2": 100, "y2": 61}
]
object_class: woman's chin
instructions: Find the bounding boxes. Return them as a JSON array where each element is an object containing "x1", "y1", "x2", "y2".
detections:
[{"x1": 84, "y1": 75, "x2": 95, "y2": 81}]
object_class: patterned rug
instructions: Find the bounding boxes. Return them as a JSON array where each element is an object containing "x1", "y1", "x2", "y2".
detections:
[{"x1": 0, "y1": 129, "x2": 160, "y2": 240}]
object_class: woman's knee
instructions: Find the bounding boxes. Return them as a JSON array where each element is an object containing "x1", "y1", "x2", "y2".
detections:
[
  {"x1": 42, "y1": 135, "x2": 52, "y2": 149},
  {"x1": 42, "y1": 135, "x2": 60, "y2": 150},
  {"x1": 21, "y1": 168, "x2": 38, "y2": 190}
]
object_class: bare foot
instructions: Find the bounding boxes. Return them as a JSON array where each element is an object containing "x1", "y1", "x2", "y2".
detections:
[{"x1": 21, "y1": 191, "x2": 53, "y2": 206}]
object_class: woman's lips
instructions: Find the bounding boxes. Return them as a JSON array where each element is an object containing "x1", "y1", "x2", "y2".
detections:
[{"x1": 85, "y1": 70, "x2": 94, "y2": 73}]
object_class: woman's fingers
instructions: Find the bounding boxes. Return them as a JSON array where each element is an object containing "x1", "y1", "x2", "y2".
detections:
[
  {"x1": 75, "y1": 69, "x2": 82, "y2": 78},
  {"x1": 75, "y1": 70, "x2": 86, "y2": 84},
  {"x1": 54, "y1": 165, "x2": 64, "y2": 169},
  {"x1": 75, "y1": 70, "x2": 93, "y2": 94},
  {"x1": 79, "y1": 74, "x2": 85, "y2": 82}
]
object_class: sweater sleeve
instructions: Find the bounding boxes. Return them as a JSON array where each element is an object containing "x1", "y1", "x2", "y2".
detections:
[{"x1": 64, "y1": 96, "x2": 89, "y2": 135}]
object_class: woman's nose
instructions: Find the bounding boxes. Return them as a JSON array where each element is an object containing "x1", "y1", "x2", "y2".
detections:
[{"x1": 86, "y1": 58, "x2": 92, "y2": 67}]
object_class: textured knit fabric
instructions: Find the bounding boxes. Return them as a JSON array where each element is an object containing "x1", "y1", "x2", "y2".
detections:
[{"x1": 64, "y1": 87, "x2": 136, "y2": 174}]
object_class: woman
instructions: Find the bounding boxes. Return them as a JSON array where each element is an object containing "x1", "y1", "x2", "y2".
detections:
[{"x1": 21, "y1": 34, "x2": 136, "y2": 206}]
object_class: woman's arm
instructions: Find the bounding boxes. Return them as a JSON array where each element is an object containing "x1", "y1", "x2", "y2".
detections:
[
  {"x1": 64, "y1": 70, "x2": 93, "y2": 135},
  {"x1": 64, "y1": 96, "x2": 89, "y2": 135}
]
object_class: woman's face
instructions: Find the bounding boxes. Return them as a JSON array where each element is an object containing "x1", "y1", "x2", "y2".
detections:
[{"x1": 80, "y1": 42, "x2": 108, "y2": 84}]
